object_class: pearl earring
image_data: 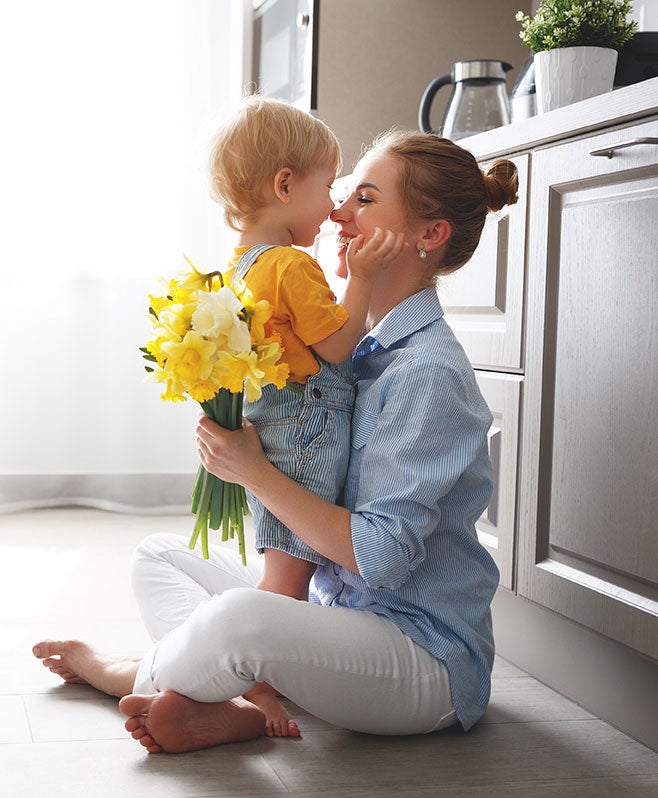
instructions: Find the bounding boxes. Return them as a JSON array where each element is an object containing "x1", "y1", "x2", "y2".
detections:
[{"x1": 418, "y1": 245, "x2": 427, "y2": 260}]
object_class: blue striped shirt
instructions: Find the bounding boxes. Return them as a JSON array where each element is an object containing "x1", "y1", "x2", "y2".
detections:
[{"x1": 311, "y1": 288, "x2": 499, "y2": 730}]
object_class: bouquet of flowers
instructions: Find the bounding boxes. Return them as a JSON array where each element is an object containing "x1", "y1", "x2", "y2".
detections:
[{"x1": 141, "y1": 256, "x2": 289, "y2": 564}]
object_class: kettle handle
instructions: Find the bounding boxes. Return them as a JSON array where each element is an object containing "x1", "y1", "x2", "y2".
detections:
[{"x1": 418, "y1": 73, "x2": 453, "y2": 134}]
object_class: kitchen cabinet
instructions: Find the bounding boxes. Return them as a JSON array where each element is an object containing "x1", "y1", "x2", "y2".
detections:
[
  {"x1": 441, "y1": 155, "x2": 528, "y2": 372},
  {"x1": 438, "y1": 154, "x2": 528, "y2": 588},
  {"x1": 473, "y1": 371, "x2": 522, "y2": 590},
  {"x1": 448, "y1": 92, "x2": 658, "y2": 663},
  {"x1": 517, "y1": 118, "x2": 658, "y2": 660},
  {"x1": 460, "y1": 82, "x2": 658, "y2": 749}
]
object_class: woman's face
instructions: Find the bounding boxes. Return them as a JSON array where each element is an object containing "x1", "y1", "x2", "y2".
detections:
[{"x1": 330, "y1": 149, "x2": 412, "y2": 277}]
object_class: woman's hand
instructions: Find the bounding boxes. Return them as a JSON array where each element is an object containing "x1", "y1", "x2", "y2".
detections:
[
  {"x1": 196, "y1": 415, "x2": 266, "y2": 490},
  {"x1": 197, "y1": 413, "x2": 359, "y2": 572}
]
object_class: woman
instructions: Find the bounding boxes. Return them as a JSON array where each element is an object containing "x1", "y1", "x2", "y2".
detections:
[{"x1": 33, "y1": 130, "x2": 518, "y2": 753}]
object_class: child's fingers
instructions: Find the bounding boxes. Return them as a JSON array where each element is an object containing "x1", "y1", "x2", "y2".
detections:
[
  {"x1": 349, "y1": 228, "x2": 407, "y2": 265},
  {"x1": 371, "y1": 229, "x2": 405, "y2": 261},
  {"x1": 346, "y1": 234, "x2": 365, "y2": 255}
]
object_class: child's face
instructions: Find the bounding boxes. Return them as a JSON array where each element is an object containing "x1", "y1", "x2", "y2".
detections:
[{"x1": 288, "y1": 165, "x2": 337, "y2": 248}]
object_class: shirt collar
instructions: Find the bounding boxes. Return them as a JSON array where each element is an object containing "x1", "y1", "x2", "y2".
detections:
[{"x1": 356, "y1": 289, "x2": 444, "y2": 355}]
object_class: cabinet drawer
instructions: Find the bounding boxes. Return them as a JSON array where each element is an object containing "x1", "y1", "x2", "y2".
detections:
[
  {"x1": 441, "y1": 154, "x2": 528, "y2": 373},
  {"x1": 475, "y1": 371, "x2": 522, "y2": 591}
]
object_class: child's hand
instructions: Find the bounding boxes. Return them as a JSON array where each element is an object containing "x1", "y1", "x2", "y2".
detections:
[{"x1": 346, "y1": 228, "x2": 406, "y2": 281}]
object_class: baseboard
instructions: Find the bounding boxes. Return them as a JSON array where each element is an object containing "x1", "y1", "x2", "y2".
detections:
[
  {"x1": 492, "y1": 588, "x2": 658, "y2": 751},
  {"x1": 0, "y1": 473, "x2": 194, "y2": 515}
]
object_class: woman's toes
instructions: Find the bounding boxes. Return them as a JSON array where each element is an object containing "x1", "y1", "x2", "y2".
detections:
[
  {"x1": 130, "y1": 726, "x2": 147, "y2": 741},
  {"x1": 118, "y1": 694, "x2": 153, "y2": 718},
  {"x1": 123, "y1": 716, "x2": 143, "y2": 734}
]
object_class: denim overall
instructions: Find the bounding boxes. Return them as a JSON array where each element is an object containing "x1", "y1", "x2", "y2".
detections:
[{"x1": 235, "y1": 246, "x2": 355, "y2": 565}]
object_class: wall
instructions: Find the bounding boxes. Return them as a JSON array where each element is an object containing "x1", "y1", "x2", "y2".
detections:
[{"x1": 316, "y1": 0, "x2": 531, "y2": 170}]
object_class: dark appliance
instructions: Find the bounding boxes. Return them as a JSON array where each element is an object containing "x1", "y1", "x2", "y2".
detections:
[{"x1": 614, "y1": 32, "x2": 658, "y2": 87}]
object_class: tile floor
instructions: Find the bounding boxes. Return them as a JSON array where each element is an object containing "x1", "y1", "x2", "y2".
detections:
[{"x1": 1, "y1": 507, "x2": 657, "y2": 798}]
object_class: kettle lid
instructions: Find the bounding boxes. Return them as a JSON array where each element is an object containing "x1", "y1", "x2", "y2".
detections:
[{"x1": 454, "y1": 60, "x2": 513, "y2": 81}]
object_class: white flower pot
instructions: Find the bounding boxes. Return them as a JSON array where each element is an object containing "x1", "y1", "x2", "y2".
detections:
[{"x1": 535, "y1": 46, "x2": 618, "y2": 113}]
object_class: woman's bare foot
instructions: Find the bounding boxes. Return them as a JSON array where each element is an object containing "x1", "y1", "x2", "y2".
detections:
[
  {"x1": 119, "y1": 691, "x2": 266, "y2": 753},
  {"x1": 244, "y1": 682, "x2": 301, "y2": 738},
  {"x1": 32, "y1": 639, "x2": 139, "y2": 698}
]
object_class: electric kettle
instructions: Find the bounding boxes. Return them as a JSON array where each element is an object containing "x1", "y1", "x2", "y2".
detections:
[{"x1": 418, "y1": 60, "x2": 513, "y2": 140}]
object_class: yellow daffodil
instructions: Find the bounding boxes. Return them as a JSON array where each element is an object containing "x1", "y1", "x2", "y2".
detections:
[
  {"x1": 141, "y1": 257, "x2": 289, "y2": 564},
  {"x1": 247, "y1": 300, "x2": 275, "y2": 343},
  {"x1": 191, "y1": 287, "x2": 251, "y2": 353},
  {"x1": 161, "y1": 331, "x2": 217, "y2": 388}
]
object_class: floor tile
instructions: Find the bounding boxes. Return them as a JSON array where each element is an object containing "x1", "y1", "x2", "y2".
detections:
[
  {"x1": 268, "y1": 776, "x2": 658, "y2": 798},
  {"x1": 491, "y1": 655, "x2": 527, "y2": 678},
  {"x1": 483, "y1": 675, "x2": 594, "y2": 723},
  {"x1": 259, "y1": 721, "x2": 658, "y2": 793},
  {"x1": 23, "y1": 690, "x2": 126, "y2": 743},
  {"x1": 0, "y1": 738, "x2": 288, "y2": 798},
  {"x1": 0, "y1": 695, "x2": 31, "y2": 744}
]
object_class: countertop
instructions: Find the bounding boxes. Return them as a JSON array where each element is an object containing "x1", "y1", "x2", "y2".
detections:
[{"x1": 463, "y1": 76, "x2": 658, "y2": 160}]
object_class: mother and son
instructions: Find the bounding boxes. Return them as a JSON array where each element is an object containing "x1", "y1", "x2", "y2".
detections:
[{"x1": 34, "y1": 96, "x2": 518, "y2": 753}]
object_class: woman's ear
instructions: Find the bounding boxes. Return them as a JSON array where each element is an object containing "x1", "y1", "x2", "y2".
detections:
[
  {"x1": 273, "y1": 167, "x2": 293, "y2": 204},
  {"x1": 418, "y1": 219, "x2": 451, "y2": 253}
]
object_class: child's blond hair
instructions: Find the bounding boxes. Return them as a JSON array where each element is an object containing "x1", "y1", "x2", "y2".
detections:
[{"x1": 209, "y1": 96, "x2": 342, "y2": 232}]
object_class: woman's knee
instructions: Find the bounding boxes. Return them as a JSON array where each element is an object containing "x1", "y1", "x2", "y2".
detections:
[
  {"x1": 130, "y1": 532, "x2": 187, "y2": 578},
  {"x1": 132, "y1": 532, "x2": 187, "y2": 561},
  {"x1": 193, "y1": 587, "x2": 294, "y2": 652}
]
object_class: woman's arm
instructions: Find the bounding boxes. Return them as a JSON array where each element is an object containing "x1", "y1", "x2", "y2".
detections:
[{"x1": 196, "y1": 415, "x2": 359, "y2": 572}]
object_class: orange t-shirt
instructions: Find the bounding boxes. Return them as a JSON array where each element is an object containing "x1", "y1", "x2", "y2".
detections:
[{"x1": 224, "y1": 246, "x2": 348, "y2": 384}]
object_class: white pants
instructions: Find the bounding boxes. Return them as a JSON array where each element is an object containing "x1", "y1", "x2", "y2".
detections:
[{"x1": 131, "y1": 533, "x2": 456, "y2": 736}]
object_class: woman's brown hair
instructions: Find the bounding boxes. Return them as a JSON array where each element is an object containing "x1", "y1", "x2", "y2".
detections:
[{"x1": 369, "y1": 130, "x2": 518, "y2": 274}]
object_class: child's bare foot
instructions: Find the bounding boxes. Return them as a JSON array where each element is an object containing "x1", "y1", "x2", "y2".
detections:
[
  {"x1": 244, "y1": 682, "x2": 301, "y2": 738},
  {"x1": 119, "y1": 691, "x2": 266, "y2": 753},
  {"x1": 32, "y1": 639, "x2": 139, "y2": 698}
]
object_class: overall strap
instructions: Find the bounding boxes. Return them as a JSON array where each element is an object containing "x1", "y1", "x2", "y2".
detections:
[{"x1": 234, "y1": 244, "x2": 276, "y2": 281}]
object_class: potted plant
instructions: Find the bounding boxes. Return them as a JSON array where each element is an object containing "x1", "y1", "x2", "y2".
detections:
[{"x1": 516, "y1": 0, "x2": 637, "y2": 113}]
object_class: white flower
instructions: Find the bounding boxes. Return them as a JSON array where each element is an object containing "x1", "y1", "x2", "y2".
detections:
[{"x1": 191, "y1": 287, "x2": 251, "y2": 354}]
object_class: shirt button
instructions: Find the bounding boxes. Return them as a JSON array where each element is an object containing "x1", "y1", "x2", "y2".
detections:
[{"x1": 312, "y1": 388, "x2": 322, "y2": 399}]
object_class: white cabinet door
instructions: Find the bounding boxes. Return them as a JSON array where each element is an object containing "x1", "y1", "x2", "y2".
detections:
[
  {"x1": 518, "y1": 119, "x2": 658, "y2": 659},
  {"x1": 440, "y1": 154, "x2": 528, "y2": 372},
  {"x1": 475, "y1": 371, "x2": 522, "y2": 591}
]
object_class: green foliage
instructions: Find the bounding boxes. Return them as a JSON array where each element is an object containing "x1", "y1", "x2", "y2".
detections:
[{"x1": 516, "y1": 0, "x2": 637, "y2": 53}]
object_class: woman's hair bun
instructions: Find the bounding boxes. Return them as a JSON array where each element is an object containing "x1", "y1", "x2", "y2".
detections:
[{"x1": 483, "y1": 159, "x2": 519, "y2": 212}]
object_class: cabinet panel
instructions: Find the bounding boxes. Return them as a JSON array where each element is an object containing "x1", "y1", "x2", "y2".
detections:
[
  {"x1": 518, "y1": 119, "x2": 658, "y2": 659},
  {"x1": 441, "y1": 154, "x2": 528, "y2": 372},
  {"x1": 475, "y1": 371, "x2": 522, "y2": 591}
]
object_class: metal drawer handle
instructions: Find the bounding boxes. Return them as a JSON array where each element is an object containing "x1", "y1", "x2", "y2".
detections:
[{"x1": 590, "y1": 137, "x2": 658, "y2": 158}]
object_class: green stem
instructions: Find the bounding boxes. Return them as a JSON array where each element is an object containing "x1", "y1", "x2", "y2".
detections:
[
  {"x1": 189, "y1": 468, "x2": 212, "y2": 555},
  {"x1": 190, "y1": 388, "x2": 249, "y2": 563}
]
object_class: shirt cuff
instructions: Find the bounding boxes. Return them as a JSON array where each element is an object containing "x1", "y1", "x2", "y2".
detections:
[{"x1": 350, "y1": 511, "x2": 410, "y2": 590}]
